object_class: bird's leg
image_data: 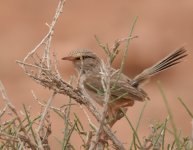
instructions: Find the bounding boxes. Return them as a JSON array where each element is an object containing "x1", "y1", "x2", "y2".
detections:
[
  {"x1": 106, "y1": 105, "x2": 123, "y2": 127},
  {"x1": 106, "y1": 100, "x2": 134, "y2": 127},
  {"x1": 105, "y1": 105, "x2": 117, "y2": 127}
]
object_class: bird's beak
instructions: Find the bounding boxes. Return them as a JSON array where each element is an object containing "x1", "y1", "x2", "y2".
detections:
[{"x1": 62, "y1": 56, "x2": 76, "y2": 61}]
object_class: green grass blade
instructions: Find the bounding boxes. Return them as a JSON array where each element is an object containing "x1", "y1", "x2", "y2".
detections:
[
  {"x1": 162, "y1": 116, "x2": 169, "y2": 150},
  {"x1": 178, "y1": 97, "x2": 193, "y2": 118},
  {"x1": 22, "y1": 104, "x2": 37, "y2": 144},
  {"x1": 120, "y1": 108, "x2": 143, "y2": 149},
  {"x1": 112, "y1": 16, "x2": 138, "y2": 89},
  {"x1": 129, "y1": 101, "x2": 147, "y2": 150},
  {"x1": 157, "y1": 81, "x2": 180, "y2": 149}
]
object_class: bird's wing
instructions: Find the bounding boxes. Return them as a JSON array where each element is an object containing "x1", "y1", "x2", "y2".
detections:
[
  {"x1": 83, "y1": 73, "x2": 149, "y2": 103},
  {"x1": 110, "y1": 73, "x2": 149, "y2": 102}
]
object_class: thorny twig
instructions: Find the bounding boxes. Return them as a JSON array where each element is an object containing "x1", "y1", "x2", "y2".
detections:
[{"x1": 22, "y1": 0, "x2": 66, "y2": 67}]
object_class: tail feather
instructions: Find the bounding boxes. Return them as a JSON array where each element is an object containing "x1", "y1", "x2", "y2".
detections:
[
  {"x1": 131, "y1": 47, "x2": 187, "y2": 87},
  {"x1": 150, "y1": 48, "x2": 187, "y2": 75}
]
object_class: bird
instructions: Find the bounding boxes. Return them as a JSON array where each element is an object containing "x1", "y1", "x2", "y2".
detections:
[{"x1": 62, "y1": 47, "x2": 187, "y2": 125}]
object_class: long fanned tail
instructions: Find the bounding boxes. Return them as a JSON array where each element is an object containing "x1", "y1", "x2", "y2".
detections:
[{"x1": 131, "y1": 47, "x2": 188, "y2": 87}]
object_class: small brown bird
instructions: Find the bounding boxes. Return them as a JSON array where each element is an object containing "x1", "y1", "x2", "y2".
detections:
[{"x1": 62, "y1": 48, "x2": 187, "y2": 123}]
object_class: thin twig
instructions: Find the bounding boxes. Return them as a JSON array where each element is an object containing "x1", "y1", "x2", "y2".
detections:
[
  {"x1": 0, "y1": 81, "x2": 37, "y2": 150},
  {"x1": 22, "y1": 0, "x2": 66, "y2": 64},
  {"x1": 37, "y1": 91, "x2": 56, "y2": 133},
  {"x1": 0, "y1": 104, "x2": 8, "y2": 118},
  {"x1": 80, "y1": 105, "x2": 97, "y2": 131},
  {"x1": 89, "y1": 60, "x2": 111, "y2": 150},
  {"x1": 31, "y1": 90, "x2": 75, "y2": 112},
  {"x1": 17, "y1": 60, "x2": 50, "y2": 71},
  {"x1": 112, "y1": 16, "x2": 138, "y2": 89},
  {"x1": 85, "y1": 131, "x2": 93, "y2": 150}
]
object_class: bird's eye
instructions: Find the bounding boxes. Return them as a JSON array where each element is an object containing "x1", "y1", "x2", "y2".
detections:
[
  {"x1": 75, "y1": 55, "x2": 94, "y2": 60},
  {"x1": 75, "y1": 57, "x2": 81, "y2": 60}
]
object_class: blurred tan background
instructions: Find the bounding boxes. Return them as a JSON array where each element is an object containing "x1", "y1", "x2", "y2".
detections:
[{"x1": 0, "y1": 0, "x2": 193, "y2": 149}]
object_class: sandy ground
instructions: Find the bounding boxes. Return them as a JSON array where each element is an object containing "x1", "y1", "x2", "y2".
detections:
[{"x1": 0, "y1": 0, "x2": 193, "y2": 149}]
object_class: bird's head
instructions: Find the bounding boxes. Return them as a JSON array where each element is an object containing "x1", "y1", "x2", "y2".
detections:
[{"x1": 62, "y1": 50, "x2": 101, "y2": 74}]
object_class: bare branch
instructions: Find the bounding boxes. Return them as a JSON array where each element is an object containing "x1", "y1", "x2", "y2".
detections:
[{"x1": 22, "y1": 0, "x2": 66, "y2": 65}]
